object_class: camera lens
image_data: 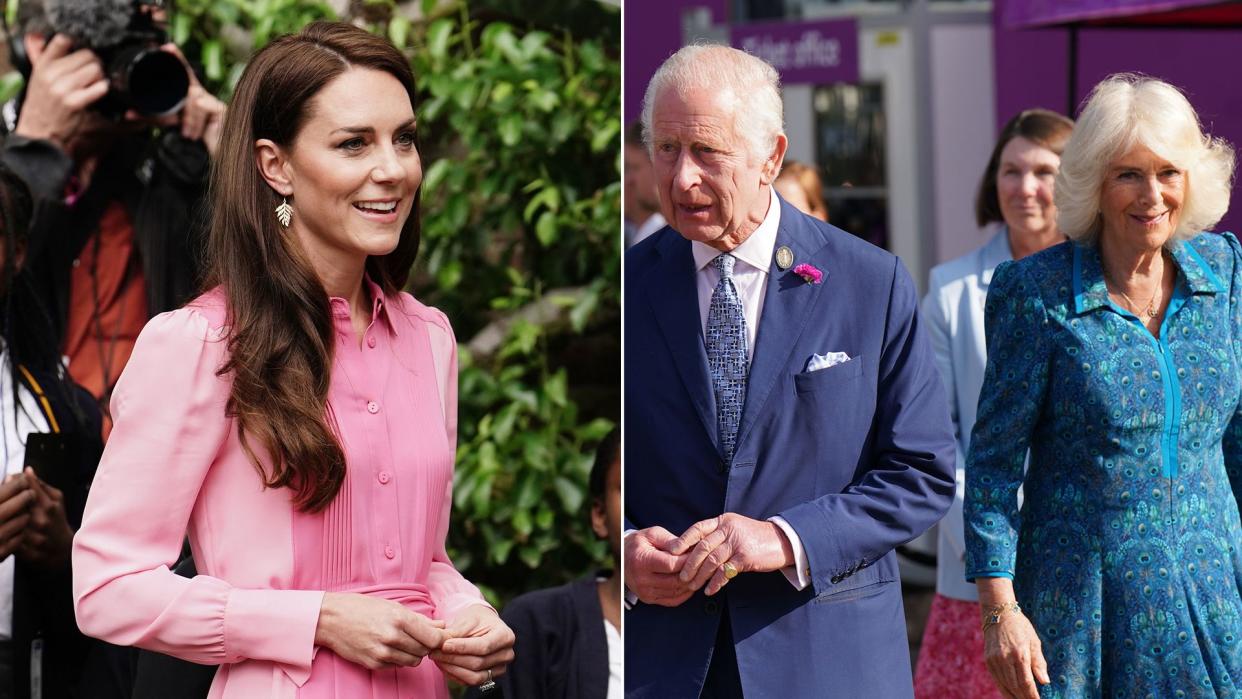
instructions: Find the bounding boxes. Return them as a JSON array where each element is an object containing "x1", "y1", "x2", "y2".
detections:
[{"x1": 108, "y1": 46, "x2": 190, "y2": 116}]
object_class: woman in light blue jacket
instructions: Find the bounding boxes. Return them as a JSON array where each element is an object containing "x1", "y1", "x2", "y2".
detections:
[{"x1": 913, "y1": 109, "x2": 1073, "y2": 699}]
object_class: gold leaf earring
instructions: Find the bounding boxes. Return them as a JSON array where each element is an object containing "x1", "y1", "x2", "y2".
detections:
[{"x1": 275, "y1": 197, "x2": 293, "y2": 228}]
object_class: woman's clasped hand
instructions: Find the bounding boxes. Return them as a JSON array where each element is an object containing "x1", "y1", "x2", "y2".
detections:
[{"x1": 315, "y1": 594, "x2": 513, "y2": 681}]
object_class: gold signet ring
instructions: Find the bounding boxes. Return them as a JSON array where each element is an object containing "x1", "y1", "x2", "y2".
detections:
[{"x1": 722, "y1": 561, "x2": 739, "y2": 579}]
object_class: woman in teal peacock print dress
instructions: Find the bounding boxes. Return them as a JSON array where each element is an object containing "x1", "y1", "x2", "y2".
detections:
[{"x1": 965, "y1": 74, "x2": 1242, "y2": 699}]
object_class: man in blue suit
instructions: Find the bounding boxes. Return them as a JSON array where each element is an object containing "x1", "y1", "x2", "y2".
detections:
[{"x1": 624, "y1": 45, "x2": 956, "y2": 698}]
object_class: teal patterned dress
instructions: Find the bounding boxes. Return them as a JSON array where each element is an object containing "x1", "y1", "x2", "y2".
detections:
[{"x1": 965, "y1": 232, "x2": 1242, "y2": 698}]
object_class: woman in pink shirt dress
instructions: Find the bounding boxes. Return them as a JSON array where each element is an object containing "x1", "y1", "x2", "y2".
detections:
[{"x1": 70, "y1": 22, "x2": 514, "y2": 698}]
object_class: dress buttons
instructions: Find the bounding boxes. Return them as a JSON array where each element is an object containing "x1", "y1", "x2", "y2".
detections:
[
  {"x1": 367, "y1": 401, "x2": 380, "y2": 414},
  {"x1": 378, "y1": 472, "x2": 391, "y2": 484},
  {"x1": 384, "y1": 546, "x2": 395, "y2": 559},
  {"x1": 703, "y1": 600, "x2": 720, "y2": 615},
  {"x1": 367, "y1": 336, "x2": 377, "y2": 348}
]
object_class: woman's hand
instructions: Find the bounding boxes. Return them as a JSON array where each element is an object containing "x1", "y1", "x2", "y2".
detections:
[
  {"x1": 984, "y1": 609, "x2": 1050, "y2": 699},
  {"x1": 431, "y1": 605, "x2": 516, "y2": 686},
  {"x1": 314, "y1": 592, "x2": 447, "y2": 670}
]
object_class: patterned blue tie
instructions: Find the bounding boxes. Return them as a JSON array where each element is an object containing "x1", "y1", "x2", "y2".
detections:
[{"x1": 706, "y1": 253, "x2": 749, "y2": 465}]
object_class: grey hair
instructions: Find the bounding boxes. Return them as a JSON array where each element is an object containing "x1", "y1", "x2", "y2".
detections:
[
  {"x1": 15, "y1": 0, "x2": 52, "y2": 35},
  {"x1": 1056, "y1": 73, "x2": 1235, "y2": 244},
  {"x1": 640, "y1": 43, "x2": 785, "y2": 165}
]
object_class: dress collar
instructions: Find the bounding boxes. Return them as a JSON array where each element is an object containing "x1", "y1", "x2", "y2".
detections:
[
  {"x1": 1072, "y1": 238, "x2": 1223, "y2": 315},
  {"x1": 691, "y1": 187, "x2": 781, "y2": 274},
  {"x1": 327, "y1": 275, "x2": 400, "y2": 336}
]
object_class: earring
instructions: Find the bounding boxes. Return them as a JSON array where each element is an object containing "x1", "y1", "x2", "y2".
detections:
[{"x1": 275, "y1": 197, "x2": 293, "y2": 228}]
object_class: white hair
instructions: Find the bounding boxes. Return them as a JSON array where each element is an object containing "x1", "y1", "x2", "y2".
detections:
[
  {"x1": 1056, "y1": 74, "x2": 1235, "y2": 244},
  {"x1": 639, "y1": 44, "x2": 785, "y2": 165}
]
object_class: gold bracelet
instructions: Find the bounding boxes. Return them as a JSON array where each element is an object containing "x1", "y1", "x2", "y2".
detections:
[{"x1": 981, "y1": 600, "x2": 1022, "y2": 632}]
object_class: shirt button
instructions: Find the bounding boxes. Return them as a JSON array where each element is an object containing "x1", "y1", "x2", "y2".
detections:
[
  {"x1": 378, "y1": 472, "x2": 391, "y2": 484},
  {"x1": 367, "y1": 336, "x2": 377, "y2": 348},
  {"x1": 384, "y1": 546, "x2": 395, "y2": 559},
  {"x1": 367, "y1": 401, "x2": 379, "y2": 414}
]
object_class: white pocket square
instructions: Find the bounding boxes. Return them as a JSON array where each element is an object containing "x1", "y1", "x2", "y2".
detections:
[{"x1": 806, "y1": 351, "x2": 852, "y2": 372}]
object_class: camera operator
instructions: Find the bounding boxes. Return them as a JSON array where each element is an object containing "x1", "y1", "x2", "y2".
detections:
[{"x1": 1, "y1": 0, "x2": 224, "y2": 432}]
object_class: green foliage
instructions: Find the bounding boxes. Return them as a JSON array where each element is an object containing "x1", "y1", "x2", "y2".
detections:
[
  {"x1": 407, "y1": 3, "x2": 621, "y2": 605},
  {"x1": 170, "y1": 0, "x2": 621, "y2": 607},
  {"x1": 172, "y1": 0, "x2": 338, "y2": 96}
]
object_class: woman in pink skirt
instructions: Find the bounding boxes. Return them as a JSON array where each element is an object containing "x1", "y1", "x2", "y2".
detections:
[
  {"x1": 71, "y1": 22, "x2": 514, "y2": 698},
  {"x1": 914, "y1": 109, "x2": 1073, "y2": 699}
]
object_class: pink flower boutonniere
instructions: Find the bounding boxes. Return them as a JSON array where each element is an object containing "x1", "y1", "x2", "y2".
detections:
[{"x1": 793, "y1": 263, "x2": 823, "y2": 285}]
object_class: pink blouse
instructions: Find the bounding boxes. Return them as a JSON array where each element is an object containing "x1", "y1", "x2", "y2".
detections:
[{"x1": 71, "y1": 282, "x2": 489, "y2": 698}]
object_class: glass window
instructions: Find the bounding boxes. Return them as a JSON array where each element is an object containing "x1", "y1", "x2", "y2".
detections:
[{"x1": 813, "y1": 82, "x2": 889, "y2": 250}]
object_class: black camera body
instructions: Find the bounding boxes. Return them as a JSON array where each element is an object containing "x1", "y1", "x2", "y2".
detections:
[{"x1": 13, "y1": 0, "x2": 190, "y2": 118}]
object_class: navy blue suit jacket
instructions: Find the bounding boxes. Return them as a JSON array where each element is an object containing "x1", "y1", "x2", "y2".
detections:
[{"x1": 624, "y1": 198, "x2": 955, "y2": 698}]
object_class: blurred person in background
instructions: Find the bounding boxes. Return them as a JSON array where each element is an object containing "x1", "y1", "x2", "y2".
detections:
[
  {"x1": 465, "y1": 428, "x2": 621, "y2": 699},
  {"x1": 0, "y1": 161, "x2": 103, "y2": 698},
  {"x1": 71, "y1": 22, "x2": 513, "y2": 698},
  {"x1": 966, "y1": 75, "x2": 1241, "y2": 698},
  {"x1": 773, "y1": 160, "x2": 828, "y2": 222},
  {"x1": 914, "y1": 108, "x2": 1072, "y2": 699},
  {"x1": 0, "y1": 0, "x2": 224, "y2": 430},
  {"x1": 623, "y1": 121, "x2": 664, "y2": 248}
]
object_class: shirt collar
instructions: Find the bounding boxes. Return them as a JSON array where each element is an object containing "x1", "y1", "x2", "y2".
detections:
[
  {"x1": 1072, "y1": 238, "x2": 1223, "y2": 315},
  {"x1": 327, "y1": 275, "x2": 401, "y2": 336},
  {"x1": 979, "y1": 227, "x2": 1015, "y2": 287},
  {"x1": 691, "y1": 187, "x2": 781, "y2": 273}
]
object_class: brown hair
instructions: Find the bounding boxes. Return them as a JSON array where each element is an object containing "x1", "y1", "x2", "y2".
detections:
[
  {"x1": 205, "y1": 21, "x2": 421, "y2": 512},
  {"x1": 975, "y1": 108, "x2": 1074, "y2": 227},
  {"x1": 776, "y1": 160, "x2": 829, "y2": 221}
]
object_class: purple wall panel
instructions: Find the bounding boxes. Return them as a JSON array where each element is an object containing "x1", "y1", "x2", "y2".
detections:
[
  {"x1": 992, "y1": 2, "x2": 1071, "y2": 129},
  {"x1": 623, "y1": 0, "x2": 728, "y2": 126},
  {"x1": 1004, "y1": 0, "x2": 1220, "y2": 29}
]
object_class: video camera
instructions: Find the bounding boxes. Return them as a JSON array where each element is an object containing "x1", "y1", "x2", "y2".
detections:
[{"x1": 10, "y1": 0, "x2": 190, "y2": 118}]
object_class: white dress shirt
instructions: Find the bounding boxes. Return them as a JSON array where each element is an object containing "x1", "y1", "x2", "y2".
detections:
[
  {"x1": 630, "y1": 212, "x2": 667, "y2": 249},
  {"x1": 604, "y1": 618, "x2": 622, "y2": 699},
  {"x1": 691, "y1": 191, "x2": 810, "y2": 591}
]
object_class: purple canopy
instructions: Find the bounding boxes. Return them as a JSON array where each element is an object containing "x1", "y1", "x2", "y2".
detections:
[{"x1": 1003, "y1": 0, "x2": 1232, "y2": 28}]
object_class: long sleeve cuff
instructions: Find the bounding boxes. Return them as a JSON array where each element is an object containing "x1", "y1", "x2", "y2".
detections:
[
  {"x1": 769, "y1": 516, "x2": 811, "y2": 591},
  {"x1": 966, "y1": 570, "x2": 1014, "y2": 582},
  {"x1": 225, "y1": 588, "x2": 324, "y2": 685}
]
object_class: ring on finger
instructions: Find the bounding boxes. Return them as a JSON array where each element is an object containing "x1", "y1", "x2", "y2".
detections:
[
  {"x1": 722, "y1": 561, "x2": 739, "y2": 580},
  {"x1": 478, "y1": 668, "x2": 497, "y2": 694}
]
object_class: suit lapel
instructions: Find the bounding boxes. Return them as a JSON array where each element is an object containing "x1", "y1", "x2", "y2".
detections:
[
  {"x1": 647, "y1": 233, "x2": 718, "y2": 451},
  {"x1": 736, "y1": 205, "x2": 830, "y2": 451}
]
